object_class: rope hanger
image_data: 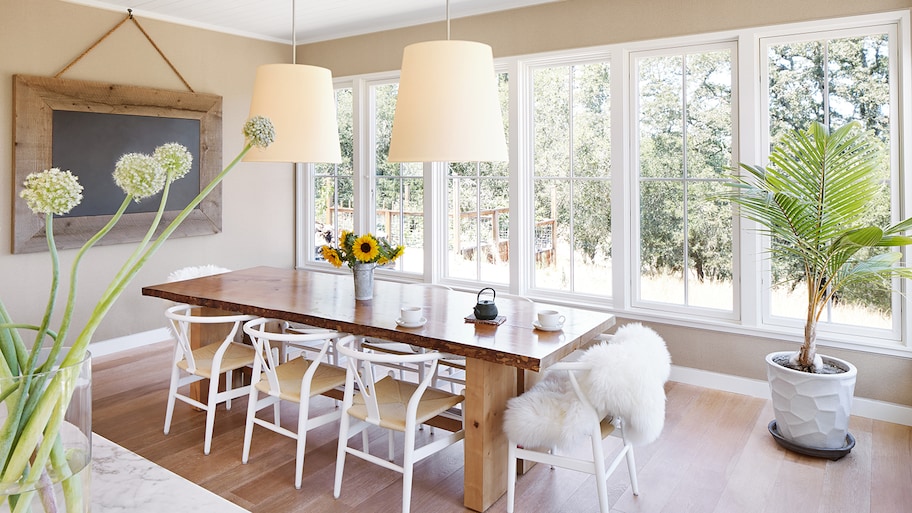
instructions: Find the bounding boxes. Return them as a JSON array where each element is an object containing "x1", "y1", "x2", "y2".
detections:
[{"x1": 55, "y1": 9, "x2": 194, "y2": 92}]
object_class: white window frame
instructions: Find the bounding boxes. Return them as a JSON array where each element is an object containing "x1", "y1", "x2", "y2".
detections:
[
  {"x1": 628, "y1": 40, "x2": 739, "y2": 321},
  {"x1": 293, "y1": 10, "x2": 912, "y2": 356}
]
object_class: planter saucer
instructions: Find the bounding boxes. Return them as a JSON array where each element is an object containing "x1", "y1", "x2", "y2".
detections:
[{"x1": 768, "y1": 420, "x2": 855, "y2": 461}]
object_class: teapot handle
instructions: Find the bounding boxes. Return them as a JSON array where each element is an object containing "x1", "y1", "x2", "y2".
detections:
[{"x1": 477, "y1": 287, "x2": 496, "y2": 302}]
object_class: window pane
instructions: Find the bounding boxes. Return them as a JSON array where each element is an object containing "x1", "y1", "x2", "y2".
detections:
[
  {"x1": 313, "y1": 87, "x2": 354, "y2": 263},
  {"x1": 572, "y1": 179, "x2": 612, "y2": 294},
  {"x1": 767, "y1": 32, "x2": 892, "y2": 328},
  {"x1": 372, "y1": 83, "x2": 423, "y2": 273},
  {"x1": 639, "y1": 181, "x2": 684, "y2": 303},
  {"x1": 635, "y1": 47, "x2": 733, "y2": 311},
  {"x1": 532, "y1": 61, "x2": 611, "y2": 295},
  {"x1": 534, "y1": 179, "x2": 570, "y2": 289},
  {"x1": 687, "y1": 181, "x2": 733, "y2": 310},
  {"x1": 638, "y1": 55, "x2": 683, "y2": 179},
  {"x1": 446, "y1": 73, "x2": 510, "y2": 282},
  {"x1": 533, "y1": 67, "x2": 570, "y2": 178},
  {"x1": 573, "y1": 63, "x2": 611, "y2": 178}
]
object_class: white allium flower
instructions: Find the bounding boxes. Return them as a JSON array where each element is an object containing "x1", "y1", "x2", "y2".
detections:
[
  {"x1": 113, "y1": 152, "x2": 166, "y2": 201},
  {"x1": 153, "y1": 143, "x2": 193, "y2": 181},
  {"x1": 243, "y1": 116, "x2": 275, "y2": 148},
  {"x1": 20, "y1": 168, "x2": 84, "y2": 215}
]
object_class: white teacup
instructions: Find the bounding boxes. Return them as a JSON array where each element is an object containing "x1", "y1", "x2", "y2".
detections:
[
  {"x1": 401, "y1": 306, "x2": 423, "y2": 324},
  {"x1": 537, "y1": 309, "x2": 565, "y2": 328}
]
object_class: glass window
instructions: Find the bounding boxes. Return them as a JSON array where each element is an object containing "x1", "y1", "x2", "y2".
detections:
[
  {"x1": 531, "y1": 61, "x2": 613, "y2": 295},
  {"x1": 633, "y1": 45, "x2": 735, "y2": 312},
  {"x1": 371, "y1": 82, "x2": 424, "y2": 274},
  {"x1": 313, "y1": 87, "x2": 354, "y2": 263},
  {"x1": 446, "y1": 73, "x2": 510, "y2": 283},
  {"x1": 764, "y1": 27, "x2": 895, "y2": 330}
]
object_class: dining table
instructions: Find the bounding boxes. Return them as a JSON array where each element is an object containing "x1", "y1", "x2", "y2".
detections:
[{"x1": 142, "y1": 266, "x2": 615, "y2": 512}]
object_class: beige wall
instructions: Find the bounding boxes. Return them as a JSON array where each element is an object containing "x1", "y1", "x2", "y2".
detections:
[
  {"x1": 1, "y1": 0, "x2": 295, "y2": 344},
  {"x1": 299, "y1": 0, "x2": 912, "y2": 407},
  {"x1": 300, "y1": 0, "x2": 912, "y2": 76}
]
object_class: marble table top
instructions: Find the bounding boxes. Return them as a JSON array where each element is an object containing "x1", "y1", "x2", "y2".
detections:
[{"x1": 92, "y1": 433, "x2": 249, "y2": 512}]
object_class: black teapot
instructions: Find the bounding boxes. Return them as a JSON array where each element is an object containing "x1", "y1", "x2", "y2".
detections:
[{"x1": 473, "y1": 287, "x2": 499, "y2": 320}]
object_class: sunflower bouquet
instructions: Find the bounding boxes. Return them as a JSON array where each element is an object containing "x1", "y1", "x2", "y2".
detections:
[{"x1": 321, "y1": 231, "x2": 404, "y2": 269}]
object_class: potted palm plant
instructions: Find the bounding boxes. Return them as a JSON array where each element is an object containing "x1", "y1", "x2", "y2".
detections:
[{"x1": 726, "y1": 121, "x2": 912, "y2": 459}]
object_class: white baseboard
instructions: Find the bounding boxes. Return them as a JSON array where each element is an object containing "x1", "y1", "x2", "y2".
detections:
[
  {"x1": 671, "y1": 365, "x2": 912, "y2": 427},
  {"x1": 88, "y1": 330, "x2": 912, "y2": 427},
  {"x1": 88, "y1": 328, "x2": 171, "y2": 358}
]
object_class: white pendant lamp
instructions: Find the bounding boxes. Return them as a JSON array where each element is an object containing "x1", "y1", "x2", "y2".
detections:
[
  {"x1": 245, "y1": 1, "x2": 341, "y2": 163},
  {"x1": 387, "y1": 1, "x2": 508, "y2": 163}
]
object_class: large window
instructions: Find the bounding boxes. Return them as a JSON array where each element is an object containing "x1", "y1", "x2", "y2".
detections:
[
  {"x1": 633, "y1": 44, "x2": 735, "y2": 313},
  {"x1": 531, "y1": 60, "x2": 612, "y2": 295},
  {"x1": 762, "y1": 26, "x2": 897, "y2": 333},
  {"x1": 297, "y1": 11, "x2": 910, "y2": 352}
]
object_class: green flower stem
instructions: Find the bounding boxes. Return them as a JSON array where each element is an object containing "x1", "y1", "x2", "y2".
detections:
[
  {"x1": 94, "y1": 182, "x2": 172, "y2": 313},
  {"x1": 61, "y1": 143, "x2": 253, "y2": 369},
  {"x1": 39, "y1": 197, "x2": 131, "y2": 376},
  {"x1": 28, "y1": 215, "x2": 60, "y2": 374},
  {"x1": 5, "y1": 375, "x2": 68, "y2": 512},
  {"x1": 0, "y1": 301, "x2": 28, "y2": 374}
]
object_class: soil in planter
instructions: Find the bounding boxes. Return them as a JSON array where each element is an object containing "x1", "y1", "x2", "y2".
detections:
[{"x1": 772, "y1": 353, "x2": 846, "y2": 374}]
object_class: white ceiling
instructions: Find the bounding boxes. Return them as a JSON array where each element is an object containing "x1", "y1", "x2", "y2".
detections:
[{"x1": 61, "y1": 0, "x2": 558, "y2": 44}]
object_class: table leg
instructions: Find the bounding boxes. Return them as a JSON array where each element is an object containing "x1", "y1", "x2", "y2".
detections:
[{"x1": 464, "y1": 357, "x2": 516, "y2": 512}]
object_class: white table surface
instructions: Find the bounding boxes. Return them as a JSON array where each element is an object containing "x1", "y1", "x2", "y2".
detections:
[{"x1": 92, "y1": 433, "x2": 249, "y2": 512}]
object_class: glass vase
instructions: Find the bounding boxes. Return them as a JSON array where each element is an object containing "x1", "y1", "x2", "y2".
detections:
[
  {"x1": 0, "y1": 350, "x2": 92, "y2": 513},
  {"x1": 352, "y1": 263, "x2": 376, "y2": 300}
]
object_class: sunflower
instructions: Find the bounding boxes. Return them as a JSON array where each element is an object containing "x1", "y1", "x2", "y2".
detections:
[
  {"x1": 321, "y1": 246, "x2": 343, "y2": 267},
  {"x1": 352, "y1": 234, "x2": 380, "y2": 262}
]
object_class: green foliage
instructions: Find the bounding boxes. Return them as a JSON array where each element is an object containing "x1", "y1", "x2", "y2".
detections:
[{"x1": 724, "y1": 122, "x2": 912, "y2": 369}]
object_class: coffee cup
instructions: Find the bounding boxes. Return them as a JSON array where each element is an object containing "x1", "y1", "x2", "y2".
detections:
[
  {"x1": 401, "y1": 306, "x2": 423, "y2": 324},
  {"x1": 537, "y1": 309, "x2": 565, "y2": 328}
]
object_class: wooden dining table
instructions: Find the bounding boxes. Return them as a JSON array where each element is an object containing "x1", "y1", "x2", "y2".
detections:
[{"x1": 142, "y1": 266, "x2": 615, "y2": 512}]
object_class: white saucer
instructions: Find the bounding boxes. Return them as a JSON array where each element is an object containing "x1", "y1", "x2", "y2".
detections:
[
  {"x1": 533, "y1": 320, "x2": 563, "y2": 332},
  {"x1": 397, "y1": 317, "x2": 427, "y2": 328}
]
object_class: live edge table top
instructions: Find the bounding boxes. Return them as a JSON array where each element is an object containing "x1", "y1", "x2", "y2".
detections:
[{"x1": 141, "y1": 266, "x2": 615, "y2": 372}]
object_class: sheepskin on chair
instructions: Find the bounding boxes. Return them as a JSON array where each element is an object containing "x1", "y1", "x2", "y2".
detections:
[
  {"x1": 167, "y1": 264, "x2": 232, "y2": 282},
  {"x1": 503, "y1": 323, "x2": 671, "y2": 450}
]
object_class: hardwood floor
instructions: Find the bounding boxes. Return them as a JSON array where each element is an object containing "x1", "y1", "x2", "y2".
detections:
[{"x1": 92, "y1": 341, "x2": 912, "y2": 513}]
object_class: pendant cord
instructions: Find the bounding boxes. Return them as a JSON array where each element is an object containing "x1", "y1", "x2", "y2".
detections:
[
  {"x1": 446, "y1": 0, "x2": 451, "y2": 40},
  {"x1": 292, "y1": 0, "x2": 297, "y2": 64}
]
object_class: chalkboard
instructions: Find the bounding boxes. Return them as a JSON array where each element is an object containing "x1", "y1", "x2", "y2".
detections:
[
  {"x1": 12, "y1": 74, "x2": 223, "y2": 254},
  {"x1": 52, "y1": 111, "x2": 201, "y2": 217}
]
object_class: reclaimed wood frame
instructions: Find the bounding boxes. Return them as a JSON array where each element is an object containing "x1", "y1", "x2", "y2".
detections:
[{"x1": 11, "y1": 74, "x2": 223, "y2": 254}]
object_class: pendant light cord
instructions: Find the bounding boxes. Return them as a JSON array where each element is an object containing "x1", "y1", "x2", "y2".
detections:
[
  {"x1": 292, "y1": 0, "x2": 297, "y2": 64},
  {"x1": 446, "y1": 0, "x2": 451, "y2": 40}
]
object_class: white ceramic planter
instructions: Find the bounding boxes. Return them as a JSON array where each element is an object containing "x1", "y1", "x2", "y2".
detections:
[{"x1": 766, "y1": 351, "x2": 857, "y2": 450}]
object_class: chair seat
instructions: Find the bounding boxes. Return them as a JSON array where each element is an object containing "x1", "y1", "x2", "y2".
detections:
[
  {"x1": 348, "y1": 375, "x2": 464, "y2": 431},
  {"x1": 254, "y1": 357, "x2": 347, "y2": 402},
  {"x1": 178, "y1": 342, "x2": 255, "y2": 378}
]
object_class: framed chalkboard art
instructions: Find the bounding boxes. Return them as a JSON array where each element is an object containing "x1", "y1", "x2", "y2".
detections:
[{"x1": 12, "y1": 74, "x2": 223, "y2": 254}]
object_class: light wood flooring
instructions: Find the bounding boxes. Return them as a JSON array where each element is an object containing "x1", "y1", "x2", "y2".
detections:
[{"x1": 92, "y1": 341, "x2": 912, "y2": 513}]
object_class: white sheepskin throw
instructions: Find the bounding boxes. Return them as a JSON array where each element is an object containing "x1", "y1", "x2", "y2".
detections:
[
  {"x1": 503, "y1": 323, "x2": 671, "y2": 450},
  {"x1": 167, "y1": 265, "x2": 232, "y2": 282},
  {"x1": 580, "y1": 323, "x2": 671, "y2": 446}
]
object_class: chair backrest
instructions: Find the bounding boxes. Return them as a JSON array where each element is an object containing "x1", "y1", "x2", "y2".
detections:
[
  {"x1": 578, "y1": 323, "x2": 670, "y2": 445},
  {"x1": 335, "y1": 336, "x2": 445, "y2": 428},
  {"x1": 164, "y1": 304, "x2": 255, "y2": 373},
  {"x1": 504, "y1": 323, "x2": 670, "y2": 449},
  {"x1": 243, "y1": 317, "x2": 342, "y2": 395}
]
